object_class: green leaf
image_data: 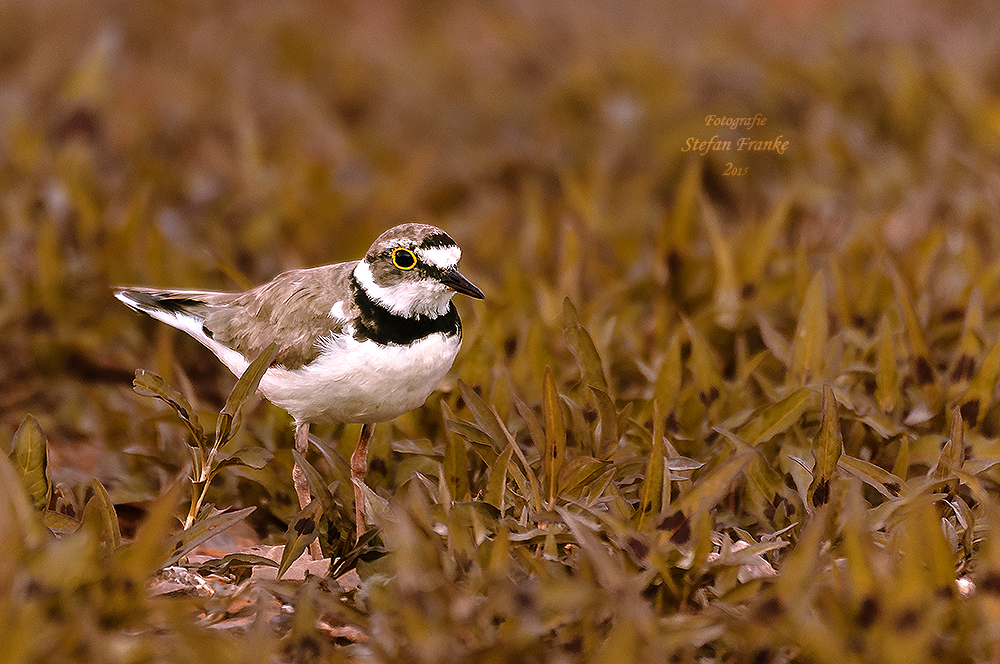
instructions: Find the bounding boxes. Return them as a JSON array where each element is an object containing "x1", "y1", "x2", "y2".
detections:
[
  {"x1": 909, "y1": 498, "x2": 958, "y2": 592},
  {"x1": 590, "y1": 386, "x2": 620, "y2": 460},
  {"x1": 838, "y1": 455, "x2": 904, "y2": 499},
  {"x1": 443, "y1": 432, "x2": 470, "y2": 501},
  {"x1": 10, "y1": 415, "x2": 49, "y2": 511},
  {"x1": 839, "y1": 482, "x2": 876, "y2": 596},
  {"x1": 116, "y1": 481, "x2": 183, "y2": 575},
  {"x1": 446, "y1": 420, "x2": 499, "y2": 465},
  {"x1": 329, "y1": 527, "x2": 385, "y2": 578},
  {"x1": 216, "y1": 342, "x2": 277, "y2": 447},
  {"x1": 736, "y1": 387, "x2": 812, "y2": 446},
  {"x1": 484, "y1": 444, "x2": 513, "y2": 512},
  {"x1": 654, "y1": 332, "x2": 683, "y2": 412},
  {"x1": 889, "y1": 264, "x2": 940, "y2": 408},
  {"x1": 670, "y1": 449, "x2": 754, "y2": 520},
  {"x1": 668, "y1": 159, "x2": 700, "y2": 249},
  {"x1": 564, "y1": 297, "x2": 609, "y2": 392},
  {"x1": 291, "y1": 449, "x2": 336, "y2": 518},
  {"x1": 682, "y1": 317, "x2": 724, "y2": 408},
  {"x1": 756, "y1": 315, "x2": 791, "y2": 368},
  {"x1": 635, "y1": 403, "x2": 666, "y2": 531},
  {"x1": 744, "y1": 196, "x2": 793, "y2": 284},
  {"x1": 700, "y1": 196, "x2": 740, "y2": 329},
  {"x1": 788, "y1": 271, "x2": 827, "y2": 386},
  {"x1": 457, "y1": 380, "x2": 507, "y2": 453},
  {"x1": 165, "y1": 506, "x2": 256, "y2": 566},
  {"x1": 957, "y1": 330, "x2": 1000, "y2": 428},
  {"x1": 949, "y1": 288, "x2": 984, "y2": 394},
  {"x1": 892, "y1": 435, "x2": 911, "y2": 479},
  {"x1": 277, "y1": 500, "x2": 323, "y2": 579},
  {"x1": 353, "y1": 477, "x2": 391, "y2": 522},
  {"x1": 133, "y1": 370, "x2": 205, "y2": 444},
  {"x1": 811, "y1": 382, "x2": 843, "y2": 481},
  {"x1": 937, "y1": 406, "x2": 965, "y2": 477},
  {"x1": 511, "y1": 387, "x2": 545, "y2": 455},
  {"x1": 774, "y1": 505, "x2": 829, "y2": 605},
  {"x1": 559, "y1": 457, "x2": 607, "y2": 497},
  {"x1": 0, "y1": 453, "x2": 48, "y2": 549},
  {"x1": 91, "y1": 477, "x2": 121, "y2": 548},
  {"x1": 196, "y1": 552, "x2": 279, "y2": 577},
  {"x1": 542, "y1": 366, "x2": 566, "y2": 508},
  {"x1": 215, "y1": 446, "x2": 274, "y2": 472},
  {"x1": 808, "y1": 383, "x2": 843, "y2": 507},
  {"x1": 507, "y1": 431, "x2": 544, "y2": 514},
  {"x1": 875, "y1": 314, "x2": 899, "y2": 413},
  {"x1": 42, "y1": 510, "x2": 81, "y2": 536}
]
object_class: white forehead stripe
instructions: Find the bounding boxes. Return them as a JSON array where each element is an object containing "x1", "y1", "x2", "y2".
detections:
[{"x1": 417, "y1": 245, "x2": 461, "y2": 269}]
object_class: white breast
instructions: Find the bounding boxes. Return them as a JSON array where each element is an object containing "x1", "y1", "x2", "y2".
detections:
[{"x1": 256, "y1": 332, "x2": 462, "y2": 424}]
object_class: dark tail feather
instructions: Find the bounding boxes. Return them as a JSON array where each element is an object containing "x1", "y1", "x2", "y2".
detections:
[{"x1": 114, "y1": 288, "x2": 211, "y2": 317}]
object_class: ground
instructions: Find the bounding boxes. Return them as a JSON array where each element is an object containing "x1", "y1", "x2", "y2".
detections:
[{"x1": 3, "y1": 0, "x2": 1000, "y2": 662}]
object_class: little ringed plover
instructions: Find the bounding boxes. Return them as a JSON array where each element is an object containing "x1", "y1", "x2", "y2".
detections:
[{"x1": 116, "y1": 223, "x2": 484, "y2": 542}]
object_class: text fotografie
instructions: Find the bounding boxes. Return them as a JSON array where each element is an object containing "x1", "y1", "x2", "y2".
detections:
[{"x1": 681, "y1": 134, "x2": 789, "y2": 156}]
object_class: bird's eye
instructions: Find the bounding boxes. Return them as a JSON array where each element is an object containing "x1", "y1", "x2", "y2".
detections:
[{"x1": 392, "y1": 247, "x2": 417, "y2": 270}]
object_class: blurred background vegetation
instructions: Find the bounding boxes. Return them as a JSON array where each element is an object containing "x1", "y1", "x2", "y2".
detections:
[{"x1": 4, "y1": 0, "x2": 1000, "y2": 661}]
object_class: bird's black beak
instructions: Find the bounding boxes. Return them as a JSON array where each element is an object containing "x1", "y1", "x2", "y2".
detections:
[{"x1": 441, "y1": 268, "x2": 485, "y2": 299}]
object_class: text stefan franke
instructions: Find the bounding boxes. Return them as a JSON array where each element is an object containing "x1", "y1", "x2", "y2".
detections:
[{"x1": 682, "y1": 135, "x2": 789, "y2": 156}]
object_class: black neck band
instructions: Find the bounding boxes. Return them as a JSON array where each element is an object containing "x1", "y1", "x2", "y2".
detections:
[{"x1": 350, "y1": 277, "x2": 461, "y2": 346}]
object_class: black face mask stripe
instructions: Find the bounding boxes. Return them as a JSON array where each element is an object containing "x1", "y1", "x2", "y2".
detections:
[
  {"x1": 377, "y1": 245, "x2": 457, "y2": 280},
  {"x1": 418, "y1": 234, "x2": 456, "y2": 249},
  {"x1": 349, "y1": 275, "x2": 462, "y2": 346}
]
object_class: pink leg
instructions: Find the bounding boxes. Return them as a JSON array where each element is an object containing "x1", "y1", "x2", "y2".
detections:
[
  {"x1": 350, "y1": 423, "x2": 376, "y2": 542},
  {"x1": 293, "y1": 422, "x2": 323, "y2": 559}
]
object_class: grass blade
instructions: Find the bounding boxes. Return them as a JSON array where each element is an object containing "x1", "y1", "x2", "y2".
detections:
[
  {"x1": 446, "y1": 420, "x2": 500, "y2": 465},
  {"x1": 165, "y1": 506, "x2": 256, "y2": 566},
  {"x1": 669, "y1": 449, "x2": 754, "y2": 524},
  {"x1": 875, "y1": 314, "x2": 899, "y2": 413},
  {"x1": 737, "y1": 387, "x2": 812, "y2": 446},
  {"x1": 788, "y1": 271, "x2": 827, "y2": 387},
  {"x1": 291, "y1": 449, "x2": 337, "y2": 517},
  {"x1": 936, "y1": 406, "x2": 965, "y2": 478},
  {"x1": 444, "y1": 431, "x2": 470, "y2": 501},
  {"x1": 0, "y1": 453, "x2": 48, "y2": 548},
  {"x1": 91, "y1": 477, "x2": 122, "y2": 548},
  {"x1": 542, "y1": 366, "x2": 566, "y2": 508},
  {"x1": 808, "y1": 382, "x2": 843, "y2": 506},
  {"x1": 484, "y1": 444, "x2": 513, "y2": 512},
  {"x1": 682, "y1": 317, "x2": 724, "y2": 409},
  {"x1": 215, "y1": 446, "x2": 274, "y2": 472},
  {"x1": 957, "y1": 330, "x2": 1000, "y2": 428},
  {"x1": 590, "y1": 386, "x2": 619, "y2": 460},
  {"x1": 700, "y1": 196, "x2": 740, "y2": 329},
  {"x1": 457, "y1": 379, "x2": 507, "y2": 452},
  {"x1": 216, "y1": 342, "x2": 277, "y2": 447},
  {"x1": 564, "y1": 297, "x2": 609, "y2": 392},
  {"x1": 133, "y1": 370, "x2": 205, "y2": 444},
  {"x1": 277, "y1": 500, "x2": 323, "y2": 578},
  {"x1": 889, "y1": 264, "x2": 940, "y2": 408},
  {"x1": 635, "y1": 402, "x2": 665, "y2": 531},
  {"x1": 838, "y1": 455, "x2": 903, "y2": 499},
  {"x1": 654, "y1": 332, "x2": 684, "y2": 413}
]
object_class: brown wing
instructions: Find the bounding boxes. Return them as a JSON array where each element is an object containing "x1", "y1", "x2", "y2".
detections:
[{"x1": 202, "y1": 262, "x2": 359, "y2": 370}]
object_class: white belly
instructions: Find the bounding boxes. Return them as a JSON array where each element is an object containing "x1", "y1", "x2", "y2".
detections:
[{"x1": 255, "y1": 332, "x2": 462, "y2": 424}]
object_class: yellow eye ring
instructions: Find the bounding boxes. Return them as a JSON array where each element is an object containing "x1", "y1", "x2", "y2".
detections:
[{"x1": 392, "y1": 247, "x2": 418, "y2": 270}]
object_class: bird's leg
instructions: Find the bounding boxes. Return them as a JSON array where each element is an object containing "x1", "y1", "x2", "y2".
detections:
[
  {"x1": 350, "y1": 423, "x2": 376, "y2": 542},
  {"x1": 293, "y1": 422, "x2": 323, "y2": 560},
  {"x1": 293, "y1": 422, "x2": 312, "y2": 510}
]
